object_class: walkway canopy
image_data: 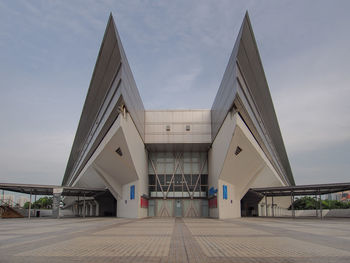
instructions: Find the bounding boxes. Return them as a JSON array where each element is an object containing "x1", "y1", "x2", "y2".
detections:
[
  {"x1": 250, "y1": 182, "x2": 350, "y2": 197},
  {"x1": 0, "y1": 182, "x2": 107, "y2": 197}
]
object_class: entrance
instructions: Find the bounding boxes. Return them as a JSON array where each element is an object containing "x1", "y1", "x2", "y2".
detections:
[
  {"x1": 241, "y1": 190, "x2": 262, "y2": 217},
  {"x1": 174, "y1": 200, "x2": 182, "y2": 217}
]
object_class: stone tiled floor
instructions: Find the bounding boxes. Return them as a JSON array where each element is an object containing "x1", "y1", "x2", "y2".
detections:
[{"x1": 0, "y1": 217, "x2": 350, "y2": 262}]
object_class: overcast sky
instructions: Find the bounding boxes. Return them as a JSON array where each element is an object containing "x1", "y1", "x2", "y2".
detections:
[{"x1": 0, "y1": 0, "x2": 349, "y2": 186}]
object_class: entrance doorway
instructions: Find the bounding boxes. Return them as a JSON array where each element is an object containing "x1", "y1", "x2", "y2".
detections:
[{"x1": 174, "y1": 200, "x2": 182, "y2": 217}]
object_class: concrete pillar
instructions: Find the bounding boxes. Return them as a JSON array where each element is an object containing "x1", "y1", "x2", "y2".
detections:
[
  {"x1": 94, "y1": 200, "x2": 99, "y2": 216},
  {"x1": 52, "y1": 188, "x2": 63, "y2": 219},
  {"x1": 83, "y1": 194, "x2": 86, "y2": 218},
  {"x1": 291, "y1": 192, "x2": 295, "y2": 218},
  {"x1": 315, "y1": 194, "x2": 318, "y2": 218},
  {"x1": 89, "y1": 203, "x2": 93, "y2": 216},
  {"x1": 28, "y1": 190, "x2": 32, "y2": 219},
  {"x1": 34, "y1": 195, "x2": 37, "y2": 218},
  {"x1": 319, "y1": 193, "x2": 323, "y2": 219},
  {"x1": 77, "y1": 196, "x2": 80, "y2": 216},
  {"x1": 265, "y1": 195, "x2": 268, "y2": 217}
]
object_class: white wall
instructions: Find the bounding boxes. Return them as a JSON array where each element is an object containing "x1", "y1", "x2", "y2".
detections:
[
  {"x1": 145, "y1": 110, "x2": 211, "y2": 144},
  {"x1": 218, "y1": 179, "x2": 241, "y2": 218},
  {"x1": 209, "y1": 112, "x2": 288, "y2": 219},
  {"x1": 117, "y1": 181, "x2": 138, "y2": 218}
]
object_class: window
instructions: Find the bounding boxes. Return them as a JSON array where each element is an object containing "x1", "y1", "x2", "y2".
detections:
[
  {"x1": 148, "y1": 152, "x2": 208, "y2": 198},
  {"x1": 166, "y1": 125, "x2": 170, "y2": 131},
  {"x1": 186, "y1": 125, "x2": 190, "y2": 131}
]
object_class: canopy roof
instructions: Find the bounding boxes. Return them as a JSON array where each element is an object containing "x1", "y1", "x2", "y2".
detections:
[
  {"x1": 251, "y1": 182, "x2": 350, "y2": 197},
  {"x1": 0, "y1": 183, "x2": 107, "y2": 197}
]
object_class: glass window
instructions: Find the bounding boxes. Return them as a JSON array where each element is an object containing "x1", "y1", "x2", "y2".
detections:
[
  {"x1": 149, "y1": 174, "x2": 155, "y2": 185},
  {"x1": 200, "y1": 174, "x2": 208, "y2": 185},
  {"x1": 192, "y1": 175, "x2": 199, "y2": 185},
  {"x1": 148, "y1": 151, "x2": 208, "y2": 197},
  {"x1": 174, "y1": 174, "x2": 182, "y2": 185},
  {"x1": 158, "y1": 175, "x2": 165, "y2": 185}
]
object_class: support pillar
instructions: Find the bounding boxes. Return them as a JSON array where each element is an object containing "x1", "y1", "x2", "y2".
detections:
[
  {"x1": 28, "y1": 190, "x2": 32, "y2": 219},
  {"x1": 90, "y1": 203, "x2": 93, "y2": 216},
  {"x1": 315, "y1": 194, "x2": 318, "y2": 218},
  {"x1": 83, "y1": 194, "x2": 86, "y2": 218},
  {"x1": 34, "y1": 194, "x2": 37, "y2": 217},
  {"x1": 291, "y1": 192, "x2": 295, "y2": 219},
  {"x1": 77, "y1": 196, "x2": 80, "y2": 216},
  {"x1": 272, "y1": 196, "x2": 274, "y2": 217},
  {"x1": 94, "y1": 200, "x2": 99, "y2": 216},
  {"x1": 319, "y1": 195, "x2": 322, "y2": 219},
  {"x1": 265, "y1": 195, "x2": 268, "y2": 217},
  {"x1": 52, "y1": 188, "x2": 63, "y2": 219}
]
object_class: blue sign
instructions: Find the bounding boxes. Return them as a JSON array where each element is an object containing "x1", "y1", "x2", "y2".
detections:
[
  {"x1": 209, "y1": 187, "x2": 217, "y2": 196},
  {"x1": 130, "y1": 185, "x2": 135, "y2": 200},
  {"x1": 223, "y1": 185, "x2": 228, "y2": 200}
]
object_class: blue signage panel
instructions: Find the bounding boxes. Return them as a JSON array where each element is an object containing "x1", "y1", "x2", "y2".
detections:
[
  {"x1": 130, "y1": 185, "x2": 135, "y2": 200},
  {"x1": 223, "y1": 185, "x2": 228, "y2": 200},
  {"x1": 209, "y1": 187, "x2": 218, "y2": 197}
]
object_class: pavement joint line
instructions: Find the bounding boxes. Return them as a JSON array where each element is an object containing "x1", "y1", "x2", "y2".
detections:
[
  {"x1": 1, "y1": 217, "x2": 350, "y2": 262},
  {"x1": 0, "y1": 218, "x2": 136, "y2": 253},
  {"x1": 228, "y1": 218, "x2": 350, "y2": 253}
]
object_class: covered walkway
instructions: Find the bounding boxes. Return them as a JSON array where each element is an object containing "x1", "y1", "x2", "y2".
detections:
[
  {"x1": 250, "y1": 182, "x2": 350, "y2": 218},
  {"x1": 0, "y1": 182, "x2": 107, "y2": 219}
]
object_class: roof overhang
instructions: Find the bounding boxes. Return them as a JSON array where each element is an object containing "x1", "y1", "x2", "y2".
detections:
[
  {"x1": 251, "y1": 182, "x2": 350, "y2": 197},
  {"x1": 0, "y1": 183, "x2": 107, "y2": 197}
]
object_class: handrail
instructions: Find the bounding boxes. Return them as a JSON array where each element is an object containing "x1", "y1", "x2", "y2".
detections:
[{"x1": 0, "y1": 198, "x2": 21, "y2": 207}]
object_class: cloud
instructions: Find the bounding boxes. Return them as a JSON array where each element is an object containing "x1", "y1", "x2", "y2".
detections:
[
  {"x1": 271, "y1": 39, "x2": 350, "y2": 154},
  {"x1": 0, "y1": 0, "x2": 349, "y2": 187}
]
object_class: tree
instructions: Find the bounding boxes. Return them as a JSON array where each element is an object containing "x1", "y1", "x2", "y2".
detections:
[
  {"x1": 23, "y1": 202, "x2": 31, "y2": 209},
  {"x1": 289, "y1": 196, "x2": 350, "y2": 210}
]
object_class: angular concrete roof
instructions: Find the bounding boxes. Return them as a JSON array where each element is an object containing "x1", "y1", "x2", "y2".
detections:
[
  {"x1": 211, "y1": 12, "x2": 294, "y2": 185},
  {"x1": 62, "y1": 12, "x2": 295, "y2": 187},
  {"x1": 62, "y1": 14, "x2": 144, "y2": 185}
]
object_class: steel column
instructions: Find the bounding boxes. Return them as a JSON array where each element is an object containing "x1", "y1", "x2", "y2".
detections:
[
  {"x1": 315, "y1": 194, "x2": 318, "y2": 218},
  {"x1": 83, "y1": 194, "x2": 86, "y2": 218},
  {"x1": 319, "y1": 192, "x2": 322, "y2": 219},
  {"x1": 291, "y1": 191, "x2": 295, "y2": 219},
  {"x1": 28, "y1": 190, "x2": 32, "y2": 219},
  {"x1": 272, "y1": 196, "x2": 274, "y2": 217},
  {"x1": 34, "y1": 194, "x2": 37, "y2": 217}
]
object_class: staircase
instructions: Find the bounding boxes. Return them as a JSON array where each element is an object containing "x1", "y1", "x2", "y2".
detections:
[
  {"x1": 0, "y1": 199, "x2": 24, "y2": 218},
  {"x1": 0, "y1": 206, "x2": 24, "y2": 218}
]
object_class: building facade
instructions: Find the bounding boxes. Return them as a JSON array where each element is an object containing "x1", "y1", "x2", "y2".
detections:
[{"x1": 62, "y1": 12, "x2": 295, "y2": 219}]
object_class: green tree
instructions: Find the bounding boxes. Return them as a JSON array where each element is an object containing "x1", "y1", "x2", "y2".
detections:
[
  {"x1": 32, "y1": 197, "x2": 53, "y2": 209},
  {"x1": 289, "y1": 196, "x2": 350, "y2": 210}
]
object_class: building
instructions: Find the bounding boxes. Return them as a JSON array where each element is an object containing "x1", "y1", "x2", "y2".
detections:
[
  {"x1": 16, "y1": 196, "x2": 30, "y2": 208},
  {"x1": 62, "y1": 12, "x2": 295, "y2": 219},
  {"x1": 1, "y1": 193, "x2": 15, "y2": 207}
]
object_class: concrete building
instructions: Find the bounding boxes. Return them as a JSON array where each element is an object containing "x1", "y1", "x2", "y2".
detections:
[
  {"x1": 16, "y1": 196, "x2": 30, "y2": 208},
  {"x1": 62, "y1": 12, "x2": 295, "y2": 219},
  {"x1": 1, "y1": 193, "x2": 15, "y2": 207}
]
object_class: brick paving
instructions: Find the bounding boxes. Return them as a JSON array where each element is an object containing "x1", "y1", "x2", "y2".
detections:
[{"x1": 0, "y1": 217, "x2": 350, "y2": 262}]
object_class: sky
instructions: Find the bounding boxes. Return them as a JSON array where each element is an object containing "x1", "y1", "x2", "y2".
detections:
[{"x1": 0, "y1": 0, "x2": 349, "y2": 186}]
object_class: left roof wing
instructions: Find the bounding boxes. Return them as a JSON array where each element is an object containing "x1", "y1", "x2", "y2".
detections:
[{"x1": 62, "y1": 14, "x2": 145, "y2": 186}]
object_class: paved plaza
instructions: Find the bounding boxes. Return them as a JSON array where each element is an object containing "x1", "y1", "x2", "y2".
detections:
[{"x1": 0, "y1": 217, "x2": 350, "y2": 262}]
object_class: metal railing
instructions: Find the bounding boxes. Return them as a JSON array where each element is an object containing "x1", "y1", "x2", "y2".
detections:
[{"x1": 0, "y1": 198, "x2": 20, "y2": 208}]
